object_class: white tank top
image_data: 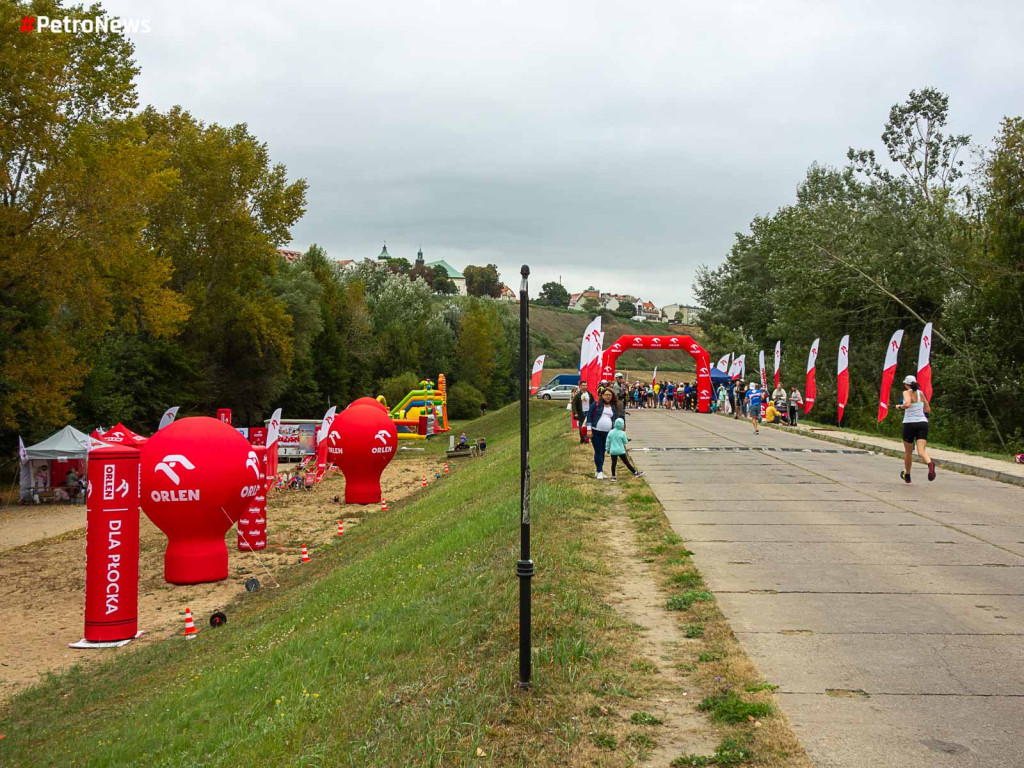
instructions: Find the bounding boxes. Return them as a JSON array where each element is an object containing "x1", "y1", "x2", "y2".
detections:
[{"x1": 902, "y1": 391, "x2": 928, "y2": 423}]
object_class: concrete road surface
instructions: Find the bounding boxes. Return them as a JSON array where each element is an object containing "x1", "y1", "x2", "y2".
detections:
[{"x1": 627, "y1": 409, "x2": 1024, "y2": 768}]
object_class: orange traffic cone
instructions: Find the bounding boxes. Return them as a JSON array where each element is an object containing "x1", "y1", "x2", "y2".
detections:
[
  {"x1": 443, "y1": 463, "x2": 450, "y2": 475},
  {"x1": 421, "y1": 474, "x2": 427, "y2": 487},
  {"x1": 183, "y1": 607, "x2": 197, "y2": 638},
  {"x1": 301, "y1": 545, "x2": 310, "y2": 563},
  {"x1": 381, "y1": 498, "x2": 388, "y2": 511},
  {"x1": 336, "y1": 520, "x2": 344, "y2": 537}
]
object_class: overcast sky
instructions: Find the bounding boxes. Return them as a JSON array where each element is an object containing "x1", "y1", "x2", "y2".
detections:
[{"x1": 104, "y1": 0, "x2": 1024, "y2": 306}]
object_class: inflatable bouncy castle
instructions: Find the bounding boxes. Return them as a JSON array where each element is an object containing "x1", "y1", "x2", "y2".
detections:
[{"x1": 386, "y1": 375, "x2": 450, "y2": 439}]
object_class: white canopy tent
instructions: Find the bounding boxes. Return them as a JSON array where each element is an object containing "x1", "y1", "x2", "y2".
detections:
[
  {"x1": 24, "y1": 425, "x2": 94, "y2": 460},
  {"x1": 20, "y1": 426, "x2": 100, "y2": 503}
]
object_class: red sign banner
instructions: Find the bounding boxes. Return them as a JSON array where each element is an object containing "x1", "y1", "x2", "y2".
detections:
[{"x1": 83, "y1": 443, "x2": 141, "y2": 642}]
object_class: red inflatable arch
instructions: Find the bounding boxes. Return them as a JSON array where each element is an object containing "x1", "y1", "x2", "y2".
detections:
[{"x1": 601, "y1": 335, "x2": 713, "y2": 413}]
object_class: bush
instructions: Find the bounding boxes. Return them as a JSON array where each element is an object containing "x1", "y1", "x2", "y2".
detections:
[
  {"x1": 448, "y1": 382, "x2": 486, "y2": 419},
  {"x1": 377, "y1": 373, "x2": 423, "y2": 411}
]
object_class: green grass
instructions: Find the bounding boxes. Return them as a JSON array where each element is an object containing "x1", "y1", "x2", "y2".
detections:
[
  {"x1": 667, "y1": 590, "x2": 715, "y2": 611},
  {"x1": 672, "y1": 735, "x2": 753, "y2": 766},
  {"x1": 697, "y1": 691, "x2": 774, "y2": 723},
  {"x1": 629, "y1": 710, "x2": 663, "y2": 726},
  {"x1": 0, "y1": 401, "x2": 642, "y2": 767}
]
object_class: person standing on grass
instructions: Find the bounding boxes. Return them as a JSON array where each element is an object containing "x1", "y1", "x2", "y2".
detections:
[
  {"x1": 607, "y1": 417, "x2": 645, "y2": 481},
  {"x1": 747, "y1": 382, "x2": 763, "y2": 435},
  {"x1": 571, "y1": 380, "x2": 592, "y2": 444},
  {"x1": 896, "y1": 374, "x2": 936, "y2": 484},
  {"x1": 789, "y1": 385, "x2": 803, "y2": 426},
  {"x1": 587, "y1": 388, "x2": 620, "y2": 479}
]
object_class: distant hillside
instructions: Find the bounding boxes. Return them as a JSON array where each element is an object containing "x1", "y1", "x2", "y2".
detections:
[{"x1": 528, "y1": 304, "x2": 703, "y2": 372}]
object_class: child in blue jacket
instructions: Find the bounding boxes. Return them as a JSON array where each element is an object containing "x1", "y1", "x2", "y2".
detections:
[{"x1": 607, "y1": 418, "x2": 644, "y2": 482}]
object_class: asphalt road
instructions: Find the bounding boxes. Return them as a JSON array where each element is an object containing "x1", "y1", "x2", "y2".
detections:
[{"x1": 626, "y1": 409, "x2": 1024, "y2": 768}]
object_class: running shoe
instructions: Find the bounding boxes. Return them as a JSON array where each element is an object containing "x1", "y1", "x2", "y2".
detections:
[
  {"x1": 610, "y1": 476, "x2": 617, "y2": 482},
  {"x1": 927, "y1": 461, "x2": 936, "y2": 481},
  {"x1": 633, "y1": 471, "x2": 645, "y2": 478},
  {"x1": 596, "y1": 471, "x2": 604, "y2": 480},
  {"x1": 901, "y1": 470, "x2": 911, "y2": 484}
]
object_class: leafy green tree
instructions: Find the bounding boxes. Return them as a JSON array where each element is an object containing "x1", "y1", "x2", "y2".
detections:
[
  {"x1": 615, "y1": 300, "x2": 636, "y2": 317},
  {"x1": 387, "y1": 257, "x2": 411, "y2": 275},
  {"x1": 538, "y1": 281, "x2": 570, "y2": 307},
  {"x1": 432, "y1": 266, "x2": 458, "y2": 295},
  {"x1": 463, "y1": 264, "x2": 502, "y2": 297},
  {"x1": 409, "y1": 263, "x2": 435, "y2": 286},
  {"x1": 581, "y1": 296, "x2": 601, "y2": 314}
]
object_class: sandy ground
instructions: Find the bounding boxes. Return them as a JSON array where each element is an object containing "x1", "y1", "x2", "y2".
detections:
[{"x1": 0, "y1": 453, "x2": 446, "y2": 704}]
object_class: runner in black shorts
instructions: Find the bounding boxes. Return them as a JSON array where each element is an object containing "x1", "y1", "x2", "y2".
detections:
[{"x1": 896, "y1": 374, "x2": 935, "y2": 483}]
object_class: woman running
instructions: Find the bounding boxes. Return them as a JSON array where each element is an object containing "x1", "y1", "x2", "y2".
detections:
[{"x1": 896, "y1": 374, "x2": 936, "y2": 483}]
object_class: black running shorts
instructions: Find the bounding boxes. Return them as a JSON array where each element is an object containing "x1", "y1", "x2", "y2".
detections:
[{"x1": 902, "y1": 422, "x2": 929, "y2": 443}]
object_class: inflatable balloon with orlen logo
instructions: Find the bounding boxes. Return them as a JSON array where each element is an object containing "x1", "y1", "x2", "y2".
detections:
[
  {"x1": 332, "y1": 403, "x2": 398, "y2": 504},
  {"x1": 349, "y1": 396, "x2": 389, "y2": 413},
  {"x1": 140, "y1": 417, "x2": 257, "y2": 584}
]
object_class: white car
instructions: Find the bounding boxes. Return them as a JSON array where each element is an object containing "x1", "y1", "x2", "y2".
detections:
[{"x1": 536, "y1": 384, "x2": 575, "y2": 400}]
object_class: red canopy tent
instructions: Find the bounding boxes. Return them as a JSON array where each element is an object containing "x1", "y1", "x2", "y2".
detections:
[{"x1": 91, "y1": 423, "x2": 148, "y2": 446}]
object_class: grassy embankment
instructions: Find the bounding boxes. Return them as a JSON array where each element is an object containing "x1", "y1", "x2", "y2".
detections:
[{"x1": 1, "y1": 401, "x2": 805, "y2": 766}]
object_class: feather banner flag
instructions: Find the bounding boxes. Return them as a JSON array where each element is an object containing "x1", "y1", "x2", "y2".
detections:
[
  {"x1": 917, "y1": 323, "x2": 933, "y2": 401},
  {"x1": 716, "y1": 353, "x2": 731, "y2": 373},
  {"x1": 758, "y1": 350, "x2": 767, "y2": 390},
  {"x1": 158, "y1": 406, "x2": 179, "y2": 430},
  {"x1": 773, "y1": 341, "x2": 781, "y2": 389},
  {"x1": 837, "y1": 335, "x2": 850, "y2": 425},
  {"x1": 530, "y1": 354, "x2": 546, "y2": 395},
  {"x1": 579, "y1": 317, "x2": 603, "y2": 394},
  {"x1": 877, "y1": 330, "x2": 905, "y2": 422},
  {"x1": 728, "y1": 355, "x2": 745, "y2": 381},
  {"x1": 804, "y1": 339, "x2": 819, "y2": 415}
]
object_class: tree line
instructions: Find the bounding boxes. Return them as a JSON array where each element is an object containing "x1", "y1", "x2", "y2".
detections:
[
  {"x1": 695, "y1": 89, "x2": 1023, "y2": 453},
  {"x1": 0, "y1": 1, "x2": 519, "y2": 453}
]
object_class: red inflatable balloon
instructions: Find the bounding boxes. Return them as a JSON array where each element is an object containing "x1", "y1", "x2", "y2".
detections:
[
  {"x1": 349, "y1": 396, "x2": 388, "y2": 413},
  {"x1": 333, "y1": 404, "x2": 397, "y2": 504},
  {"x1": 140, "y1": 417, "x2": 259, "y2": 584}
]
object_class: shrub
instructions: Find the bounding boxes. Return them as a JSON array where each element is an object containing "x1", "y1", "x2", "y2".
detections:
[
  {"x1": 697, "y1": 691, "x2": 773, "y2": 723},
  {"x1": 448, "y1": 382, "x2": 486, "y2": 419}
]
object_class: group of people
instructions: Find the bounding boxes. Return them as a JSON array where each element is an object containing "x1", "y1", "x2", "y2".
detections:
[{"x1": 623, "y1": 378, "x2": 702, "y2": 410}]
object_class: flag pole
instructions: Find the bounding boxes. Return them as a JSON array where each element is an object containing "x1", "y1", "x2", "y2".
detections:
[{"x1": 517, "y1": 265, "x2": 533, "y2": 689}]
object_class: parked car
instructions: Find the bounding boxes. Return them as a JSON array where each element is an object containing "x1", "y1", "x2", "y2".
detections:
[{"x1": 536, "y1": 384, "x2": 575, "y2": 400}]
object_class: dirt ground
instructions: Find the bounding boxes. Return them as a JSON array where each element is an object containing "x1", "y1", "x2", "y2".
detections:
[{"x1": 0, "y1": 452, "x2": 447, "y2": 704}]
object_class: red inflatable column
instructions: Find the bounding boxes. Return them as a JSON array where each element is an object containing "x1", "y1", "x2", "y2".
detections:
[
  {"x1": 238, "y1": 444, "x2": 268, "y2": 551},
  {"x1": 83, "y1": 443, "x2": 141, "y2": 642},
  {"x1": 334, "y1": 403, "x2": 398, "y2": 504}
]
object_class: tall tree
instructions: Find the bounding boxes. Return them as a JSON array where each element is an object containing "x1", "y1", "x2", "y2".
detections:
[
  {"x1": 537, "y1": 281, "x2": 570, "y2": 307},
  {"x1": 463, "y1": 264, "x2": 502, "y2": 297}
]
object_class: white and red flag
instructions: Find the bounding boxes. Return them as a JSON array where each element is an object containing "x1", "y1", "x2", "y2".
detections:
[
  {"x1": 530, "y1": 355, "x2": 546, "y2": 395},
  {"x1": 158, "y1": 406, "x2": 179, "y2": 430},
  {"x1": 317, "y1": 406, "x2": 337, "y2": 445},
  {"x1": 804, "y1": 338, "x2": 820, "y2": 415},
  {"x1": 877, "y1": 329, "x2": 904, "y2": 423},
  {"x1": 651, "y1": 366, "x2": 658, "y2": 386},
  {"x1": 917, "y1": 323, "x2": 933, "y2": 401},
  {"x1": 837, "y1": 335, "x2": 850, "y2": 425},
  {"x1": 579, "y1": 317, "x2": 603, "y2": 394},
  {"x1": 532, "y1": 356, "x2": 548, "y2": 397},
  {"x1": 18, "y1": 436, "x2": 28, "y2": 463},
  {"x1": 758, "y1": 350, "x2": 767, "y2": 390},
  {"x1": 773, "y1": 341, "x2": 781, "y2": 389},
  {"x1": 265, "y1": 407, "x2": 283, "y2": 480},
  {"x1": 716, "y1": 354, "x2": 731, "y2": 373},
  {"x1": 728, "y1": 354, "x2": 746, "y2": 380}
]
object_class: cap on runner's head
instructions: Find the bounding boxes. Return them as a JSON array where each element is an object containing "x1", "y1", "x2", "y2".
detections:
[
  {"x1": 903, "y1": 375, "x2": 917, "y2": 385},
  {"x1": 615, "y1": 372, "x2": 624, "y2": 379}
]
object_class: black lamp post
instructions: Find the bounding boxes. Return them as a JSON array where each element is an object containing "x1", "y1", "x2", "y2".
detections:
[{"x1": 516, "y1": 265, "x2": 533, "y2": 689}]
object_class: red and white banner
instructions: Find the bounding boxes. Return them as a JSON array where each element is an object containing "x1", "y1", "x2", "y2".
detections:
[
  {"x1": 716, "y1": 354, "x2": 731, "y2": 373},
  {"x1": 83, "y1": 442, "x2": 141, "y2": 642},
  {"x1": 651, "y1": 366, "x2": 658, "y2": 386},
  {"x1": 773, "y1": 341, "x2": 781, "y2": 389},
  {"x1": 217, "y1": 408, "x2": 232, "y2": 425},
  {"x1": 728, "y1": 354, "x2": 745, "y2": 380},
  {"x1": 530, "y1": 354, "x2": 546, "y2": 395},
  {"x1": 877, "y1": 329, "x2": 904, "y2": 422},
  {"x1": 837, "y1": 335, "x2": 850, "y2": 425},
  {"x1": 158, "y1": 407, "x2": 179, "y2": 431},
  {"x1": 758, "y1": 350, "x2": 767, "y2": 390},
  {"x1": 18, "y1": 436, "x2": 28, "y2": 463},
  {"x1": 579, "y1": 317, "x2": 603, "y2": 394},
  {"x1": 317, "y1": 406, "x2": 337, "y2": 445},
  {"x1": 315, "y1": 406, "x2": 336, "y2": 479},
  {"x1": 265, "y1": 407, "x2": 282, "y2": 481},
  {"x1": 804, "y1": 338, "x2": 819, "y2": 415},
  {"x1": 917, "y1": 322, "x2": 933, "y2": 401}
]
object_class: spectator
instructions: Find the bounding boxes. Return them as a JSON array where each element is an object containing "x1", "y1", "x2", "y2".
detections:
[
  {"x1": 571, "y1": 381, "x2": 593, "y2": 443},
  {"x1": 607, "y1": 417, "x2": 644, "y2": 481},
  {"x1": 771, "y1": 382, "x2": 787, "y2": 411},
  {"x1": 587, "y1": 388, "x2": 620, "y2": 479},
  {"x1": 789, "y1": 386, "x2": 803, "y2": 426}
]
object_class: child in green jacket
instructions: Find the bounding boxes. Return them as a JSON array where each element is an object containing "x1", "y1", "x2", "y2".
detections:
[{"x1": 607, "y1": 418, "x2": 644, "y2": 482}]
